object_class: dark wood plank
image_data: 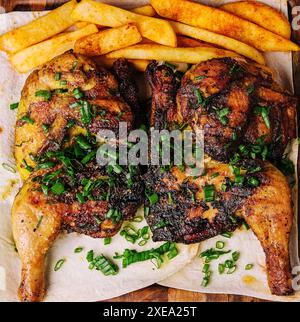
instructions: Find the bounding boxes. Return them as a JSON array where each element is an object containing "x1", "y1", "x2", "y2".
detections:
[{"x1": 0, "y1": 0, "x2": 299, "y2": 303}]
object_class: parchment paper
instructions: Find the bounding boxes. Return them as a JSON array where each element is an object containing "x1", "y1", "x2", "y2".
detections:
[{"x1": 0, "y1": 0, "x2": 299, "y2": 302}]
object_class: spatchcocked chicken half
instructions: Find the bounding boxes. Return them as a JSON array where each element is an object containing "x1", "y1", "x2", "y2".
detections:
[
  {"x1": 12, "y1": 52, "x2": 144, "y2": 302},
  {"x1": 144, "y1": 59, "x2": 296, "y2": 296}
]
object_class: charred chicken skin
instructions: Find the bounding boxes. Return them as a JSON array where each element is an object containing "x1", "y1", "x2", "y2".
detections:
[
  {"x1": 145, "y1": 59, "x2": 296, "y2": 296},
  {"x1": 12, "y1": 52, "x2": 143, "y2": 302}
]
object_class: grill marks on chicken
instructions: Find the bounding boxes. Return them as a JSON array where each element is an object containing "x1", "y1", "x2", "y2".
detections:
[
  {"x1": 12, "y1": 53, "x2": 143, "y2": 301},
  {"x1": 145, "y1": 60, "x2": 295, "y2": 296}
]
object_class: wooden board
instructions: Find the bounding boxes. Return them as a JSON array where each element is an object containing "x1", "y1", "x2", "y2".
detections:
[{"x1": 0, "y1": 0, "x2": 299, "y2": 303}]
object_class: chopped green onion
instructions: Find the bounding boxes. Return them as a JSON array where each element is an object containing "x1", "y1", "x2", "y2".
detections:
[
  {"x1": 115, "y1": 242, "x2": 178, "y2": 269},
  {"x1": 75, "y1": 135, "x2": 91, "y2": 150},
  {"x1": 221, "y1": 231, "x2": 233, "y2": 238},
  {"x1": 10, "y1": 102, "x2": 19, "y2": 110},
  {"x1": 195, "y1": 75, "x2": 207, "y2": 80},
  {"x1": 41, "y1": 183, "x2": 49, "y2": 195},
  {"x1": 138, "y1": 240, "x2": 147, "y2": 246},
  {"x1": 224, "y1": 259, "x2": 234, "y2": 268},
  {"x1": 167, "y1": 243, "x2": 179, "y2": 260},
  {"x1": 35, "y1": 215, "x2": 43, "y2": 230},
  {"x1": 54, "y1": 259, "x2": 65, "y2": 271},
  {"x1": 74, "y1": 247, "x2": 84, "y2": 253},
  {"x1": 73, "y1": 87, "x2": 84, "y2": 99},
  {"x1": 218, "y1": 263, "x2": 225, "y2": 274},
  {"x1": 37, "y1": 161, "x2": 56, "y2": 170},
  {"x1": 254, "y1": 106, "x2": 270, "y2": 129},
  {"x1": 245, "y1": 264, "x2": 254, "y2": 270},
  {"x1": 60, "y1": 80, "x2": 67, "y2": 86},
  {"x1": 195, "y1": 89, "x2": 203, "y2": 105},
  {"x1": 153, "y1": 220, "x2": 169, "y2": 230},
  {"x1": 22, "y1": 159, "x2": 33, "y2": 172},
  {"x1": 20, "y1": 115, "x2": 34, "y2": 125},
  {"x1": 210, "y1": 172, "x2": 219, "y2": 179},
  {"x1": 248, "y1": 177, "x2": 260, "y2": 187},
  {"x1": 232, "y1": 251, "x2": 240, "y2": 262},
  {"x1": 55, "y1": 72, "x2": 61, "y2": 81},
  {"x1": 147, "y1": 192, "x2": 159, "y2": 205},
  {"x1": 216, "y1": 241, "x2": 225, "y2": 249},
  {"x1": 133, "y1": 216, "x2": 143, "y2": 223},
  {"x1": 216, "y1": 107, "x2": 230, "y2": 125},
  {"x1": 76, "y1": 192, "x2": 85, "y2": 204},
  {"x1": 202, "y1": 263, "x2": 210, "y2": 273},
  {"x1": 88, "y1": 253, "x2": 118, "y2": 276},
  {"x1": 81, "y1": 150, "x2": 96, "y2": 165},
  {"x1": 86, "y1": 250, "x2": 94, "y2": 263},
  {"x1": 35, "y1": 90, "x2": 52, "y2": 101},
  {"x1": 70, "y1": 60, "x2": 78, "y2": 72},
  {"x1": 104, "y1": 237, "x2": 111, "y2": 245},
  {"x1": 144, "y1": 206, "x2": 150, "y2": 217},
  {"x1": 42, "y1": 123, "x2": 49, "y2": 133},
  {"x1": 227, "y1": 265, "x2": 237, "y2": 274},
  {"x1": 203, "y1": 184, "x2": 215, "y2": 202},
  {"x1": 51, "y1": 181, "x2": 65, "y2": 195},
  {"x1": 105, "y1": 208, "x2": 122, "y2": 224}
]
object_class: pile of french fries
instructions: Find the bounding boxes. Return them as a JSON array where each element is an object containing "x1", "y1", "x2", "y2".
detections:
[{"x1": 0, "y1": 0, "x2": 299, "y2": 73}]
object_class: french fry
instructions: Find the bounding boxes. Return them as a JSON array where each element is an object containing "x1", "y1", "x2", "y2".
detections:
[
  {"x1": 74, "y1": 22, "x2": 90, "y2": 29},
  {"x1": 0, "y1": 0, "x2": 77, "y2": 54},
  {"x1": 74, "y1": 5, "x2": 155, "y2": 31},
  {"x1": 221, "y1": 1, "x2": 291, "y2": 39},
  {"x1": 71, "y1": 0, "x2": 177, "y2": 47},
  {"x1": 105, "y1": 44, "x2": 240, "y2": 64},
  {"x1": 10, "y1": 24, "x2": 98, "y2": 73},
  {"x1": 177, "y1": 36, "x2": 210, "y2": 48},
  {"x1": 170, "y1": 21, "x2": 265, "y2": 64},
  {"x1": 74, "y1": 23, "x2": 142, "y2": 56},
  {"x1": 131, "y1": 5, "x2": 156, "y2": 17},
  {"x1": 94, "y1": 57, "x2": 150, "y2": 72},
  {"x1": 151, "y1": 0, "x2": 299, "y2": 52}
]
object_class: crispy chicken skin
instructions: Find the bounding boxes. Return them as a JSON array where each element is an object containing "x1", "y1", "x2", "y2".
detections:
[
  {"x1": 13, "y1": 53, "x2": 143, "y2": 301},
  {"x1": 176, "y1": 58, "x2": 296, "y2": 162},
  {"x1": 145, "y1": 60, "x2": 295, "y2": 296}
]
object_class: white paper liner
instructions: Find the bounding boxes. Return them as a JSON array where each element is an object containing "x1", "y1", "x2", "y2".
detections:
[{"x1": 0, "y1": 0, "x2": 298, "y2": 302}]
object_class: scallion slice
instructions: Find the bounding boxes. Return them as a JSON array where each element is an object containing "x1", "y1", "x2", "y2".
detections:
[
  {"x1": 9, "y1": 102, "x2": 19, "y2": 110},
  {"x1": 54, "y1": 259, "x2": 65, "y2": 271},
  {"x1": 35, "y1": 90, "x2": 52, "y2": 101}
]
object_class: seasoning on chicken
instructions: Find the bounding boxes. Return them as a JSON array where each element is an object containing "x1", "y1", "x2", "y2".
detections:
[
  {"x1": 145, "y1": 60, "x2": 295, "y2": 296},
  {"x1": 12, "y1": 52, "x2": 144, "y2": 302}
]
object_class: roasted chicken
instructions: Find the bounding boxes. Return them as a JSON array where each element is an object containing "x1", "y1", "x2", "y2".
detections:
[
  {"x1": 145, "y1": 60, "x2": 296, "y2": 296},
  {"x1": 12, "y1": 52, "x2": 144, "y2": 301}
]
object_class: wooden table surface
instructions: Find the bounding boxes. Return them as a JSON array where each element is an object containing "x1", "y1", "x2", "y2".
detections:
[{"x1": 0, "y1": 0, "x2": 299, "y2": 302}]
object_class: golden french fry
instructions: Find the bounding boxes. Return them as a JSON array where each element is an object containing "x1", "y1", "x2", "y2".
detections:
[
  {"x1": 170, "y1": 21, "x2": 265, "y2": 64},
  {"x1": 74, "y1": 22, "x2": 90, "y2": 29},
  {"x1": 0, "y1": 0, "x2": 77, "y2": 54},
  {"x1": 95, "y1": 56, "x2": 150, "y2": 72},
  {"x1": 75, "y1": 5, "x2": 155, "y2": 31},
  {"x1": 75, "y1": 23, "x2": 142, "y2": 56},
  {"x1": 105, "y1": 44, "x2": 240, "y2": 64},
  {"x1": 151, "y1": 0, "x2": 299, "y2": 52},
  {"x1": 131, "y1": 5, "x2": 156, "y2": 17},
  {"x1": 10, "y1": 24, "x2": 98, "y2": 73},
  {"x1": 221, "y1": 1, "x2": 291, "y2": 39},
  {"x1": 177, "y1": 36, "x2": 210, "y2": 48},
  {"x1": 71, "y1": 0, "x2": 177, "y2": 47}
]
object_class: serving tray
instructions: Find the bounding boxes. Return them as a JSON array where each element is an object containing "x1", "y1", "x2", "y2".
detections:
[{"x1": 0, "y1": 0, "x2": 299, "y2": 302}]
